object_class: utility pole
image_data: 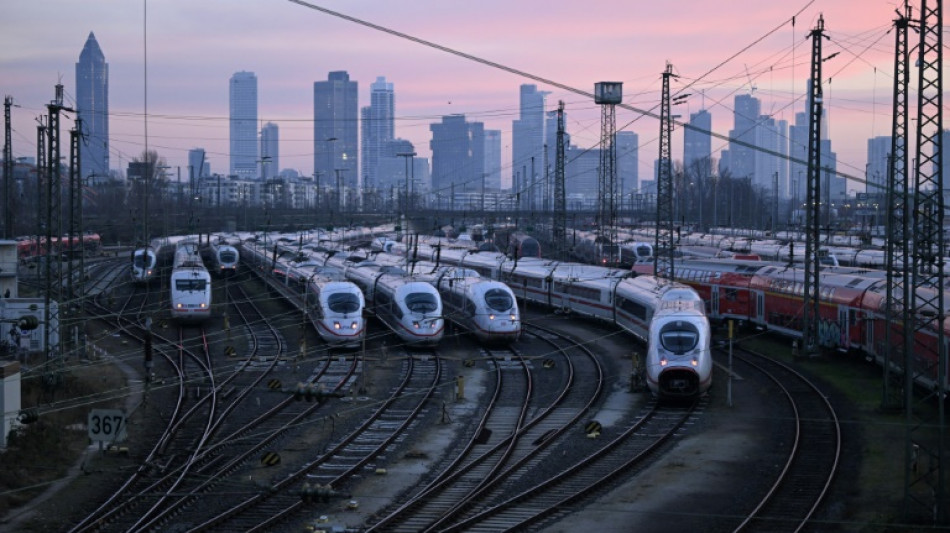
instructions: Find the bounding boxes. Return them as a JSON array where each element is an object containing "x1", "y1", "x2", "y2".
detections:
[
  {"x1": 3, "y1": 96, "x2": 13, "y2": 239},
  {"x1": 45, "y1": 83, "x2": 73, "y2": 365},
  {"x1": 553, "y1": 100, "x2": 566, "y2": 259},
  {"x1": 654, "y1": 64, "x2": 676, "y2": 280},
  {"x1": 906, "y1": 0, "x2": 945, "y2": 524},
  {"x1": 802, "y1": 16, "x2": 827, "y2": 356}
]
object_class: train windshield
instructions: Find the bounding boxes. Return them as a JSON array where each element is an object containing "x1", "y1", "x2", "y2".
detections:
[
  {"x1": 405, "y1": 293, "x2": 439, "y2": 313},
  {"x1": 659, "y1": 321, "x2": 700, "y2": 354},
  {"x1": 175, "y1": 279, "x2": 207, "y2": 292},
  {"x1": 519, "y1": 239, "x2": 540, "y2": 258},
  {"x1": 327, "y1": 293, "x2": 361, "y2": 314},
  {"x1": 484, "y1": 288, "x2": 513, "y2": 312},
  {"x1": 219, "y1": 250, "x2": 237, "y2": 262},
  {"x1": 133, "y1": 253, "x2": 154, "y2": 268},
  {"x1": 635, "y1": 244, "x2": 652, "y2": 258}
]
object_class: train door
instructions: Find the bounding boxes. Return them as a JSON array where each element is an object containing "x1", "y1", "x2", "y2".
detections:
[
  {"x1": 864, "y1": 312, "x2": 874, "y2": 352},
  {"x1": 755, "y1": 291, "x2": 765, "y2": 325},
  {"x1": 711, "y1": 285, "x2": 720, "y2": 318},
  {"x1": 838, "y1": 306, "x2": 852, "y2": 350}
]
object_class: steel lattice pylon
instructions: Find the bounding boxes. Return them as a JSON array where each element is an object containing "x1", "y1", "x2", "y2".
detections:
[
  {"x1": 553, "y1": 100, "x2": 567, "y2": 259},
  {"x1": 882, "y1": 4, "x2": 911, "y2": 412},
  {"x1": 906, "y1": 0, "x2": 945, "y2": 523},
  {"x1": 802, "y1": 16, "x2": 826, "y2": 355},
  {"x1": 654, "y1": 64, "x2": 676, "y2": 279}
]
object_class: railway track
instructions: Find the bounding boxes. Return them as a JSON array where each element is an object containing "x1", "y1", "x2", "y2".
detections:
[
  {"x1": 730, "y1": 346, "x2": 841, "y2": 532},
  {"x1": 188, "y1": 349, "x2": 443, "y2": 532}
]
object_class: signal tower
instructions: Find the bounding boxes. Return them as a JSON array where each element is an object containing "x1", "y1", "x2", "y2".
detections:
[{"x1": 594, "y1": 82, "x2": 621, "y2": 266}]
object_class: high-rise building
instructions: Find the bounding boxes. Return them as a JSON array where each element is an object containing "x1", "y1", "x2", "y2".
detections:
[
  {"x1": 314, "y1": 71, "x2": 358, "y2": 191},
  {"x1": 188, "y1": 148, "x2": 208, "y2": 178},
  {"x1": 866, "y1": 136, "x2": 891, "y2": 196},
  {"x1": 683, "y1": 109, "x2": 712, "y2": 178},
  {"x1": 261, "y1": 122, "x2": 279, "y2": 179},
  {"x1": 430, "y1": 115, "x2": 484, "y2": 195},
  {"x1": 512, "y1": 85, "x2": 548, "y2": 208},
  {"x1": 76, "y1": 32, "x2": 109, "y2": 178},
  {"x1": 724, "y1": 94, "x2": 760, "y2": 181},
  {"x1": 361, "y1": 76, "x2": 394, "y2": 192},
  {"x1": 483, "y1": 130, "x2": 502, "y2": 190},
  {"x1": 616, "y1": 131, "x2": 639, "y2": 198},
  {"x1": 229, "y1": 71, "x2": 258, "y2": 178}
]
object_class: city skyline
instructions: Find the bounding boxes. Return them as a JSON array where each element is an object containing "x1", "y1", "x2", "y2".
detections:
[{"x1": 3, "y1": 1, "x2": 912, "y2": 193}]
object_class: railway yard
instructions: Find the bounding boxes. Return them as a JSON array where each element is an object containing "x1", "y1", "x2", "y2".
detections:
[{"x1": 0, "y1": 246, "x2": 930, "y2": 532}]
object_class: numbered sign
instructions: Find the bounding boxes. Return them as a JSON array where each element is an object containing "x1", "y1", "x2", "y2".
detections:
[{"x1": 88, "y1": 409, "x2": 127, "y2": 443}]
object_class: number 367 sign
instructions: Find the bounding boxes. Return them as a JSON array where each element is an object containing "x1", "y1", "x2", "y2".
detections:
[{"x1": 88, "y1": 409, "x2": 127, "y2": 443}]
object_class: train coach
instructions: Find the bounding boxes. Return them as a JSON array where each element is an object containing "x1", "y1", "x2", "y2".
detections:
[
  {"x1": 170, "y1": 240, "x2": 212, "y2": 322},
  {"x1": 241, "y1": 241, "x2": 366, "y2": 349},
  {"x1": 373, "y1": 253, "x2": 521, "y2": 346},
  {"x1": 383, "y1": 241, "x2": 712, "y2": 399},
  {"x1": 130, "y1": 246, "x2": 157, "y2": 284},
  {"x1": 209, "y1": 237, "x2": 240, "y2": 276},
  {"x1": 317, "y1": 254, "x2": 443, "y2": 347},
  {"x1": 633, "y1": 256, "x2": 950, "y2": 392}
]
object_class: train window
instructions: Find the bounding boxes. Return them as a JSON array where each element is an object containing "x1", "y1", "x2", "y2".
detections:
[
  {"x1": 175, "y1": 279, "x2": 207, "y2": 292},
  {"x1": 405, "y1": 293, "x2": 439, "y2": 313},
  {"x1": 617, "y1": 297, "x2": 647, "y2": 321},
  {"x1": 484, "y1": 288, "x2": 513, "y2": 312},
  {"x1": 219, "y1": 250, "x2": 237, "y2": 262},
  {"x1": 328, "y1": 293, "x2": 361, "y2": 314},
  {"x1": 659, "y1": 321, "x2": 700, "y2": 354},
  {"x1": 725, "y1": 288, "x2": 738, "y2": 302}
]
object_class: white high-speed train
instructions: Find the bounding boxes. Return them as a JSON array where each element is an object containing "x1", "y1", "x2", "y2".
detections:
[
  {"x1": 170, "y1": 240, "x2": 212, "y2": 322},
  {"x1": 382, "y1": 240, "x2": 712, "y2": 399},
  {"x1": 209, "y1": 237, "x2": 240, "y2": 276},
  {"x1": 241, "y1": 241, "x2": 366, "y2": 349},
  {"x1": 317, "y1": 253, "x2": 444, "y2": 347},
  {"x1": 375, "y1": 254, "x2": 521, "y2": 345},
  {"x1": 131, "y1": 246, "x2": 157, "y2": 284}
]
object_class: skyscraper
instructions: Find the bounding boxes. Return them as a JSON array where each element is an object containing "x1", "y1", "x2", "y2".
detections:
[
  {"x1": 361, "y1": 76, "x2": 394, "y2": 192},
  {"x1": 483, "y1": 130, "x2": 502, "y2": 190},
  {"x1": 314, "y1": 71, "x2": 358, "y2": 191},
  {"x1": 430, "y1": 115, "x2": 484, "y2": 194},
  {"x1": 512, "y1": 85, "x2": 548, "y2": 207},
  {"x1": 866, "y1": 136, "x2": 890, "y2": 197},
  {"x1": 683, "y1": 109, "x2": 712, "y2": 178},
  {"x1": 229, "y1": 71, "x2": 258, "y2": 178},
  {"x1": 260, "y1": 122, "x2": 279, "y2": 179},
  {"x1": 616, "y1": 131, "x2": 639, "y2": 197},
  {"x1": 76, "y1": 32, "x2": 109, "y2": 178}
]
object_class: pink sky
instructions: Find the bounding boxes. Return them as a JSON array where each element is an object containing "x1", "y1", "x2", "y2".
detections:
[{"x1": 2, "y1": 0, "x2": 909, "y2": 190}]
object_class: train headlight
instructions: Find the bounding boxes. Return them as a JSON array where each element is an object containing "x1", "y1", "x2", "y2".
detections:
[
  {"x1": 691, "y1": 356, "x2": 699, "y2": 367},
  {"x1": 412, "y1": 321, "x2": 420, "y2": 329},
  {"x1": 488, "y1": 314, "x2": 495, "y2": 321},
  {"x1": 176, "y1": 303, "x2": 183, "y2": 309},
  {"x1": 510, "y1": 313, "x2": 517, "y2": 321},
  {"x1": 147, "y1": 270, "x2": 152, "y2": 275},
  {"x1": 659, "y1": 356, "x2": 668, "y2": 367},
  {"x1": 333, "y1": 321, "x2": 341, "y2": 330},
  {"x1": 200, "y1": 303, "x2": 206, "y2": 308},
  {"x1": 350, "y1": 321, "x2": 358, "y2": 330}
]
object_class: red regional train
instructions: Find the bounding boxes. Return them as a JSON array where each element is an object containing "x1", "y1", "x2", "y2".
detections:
[
  {"x1": 633, "y1": 257, "x2": 947, "y2": 391},
  {"x1": 16, "y1": 233, "x2": 101, "y2": 261}
]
